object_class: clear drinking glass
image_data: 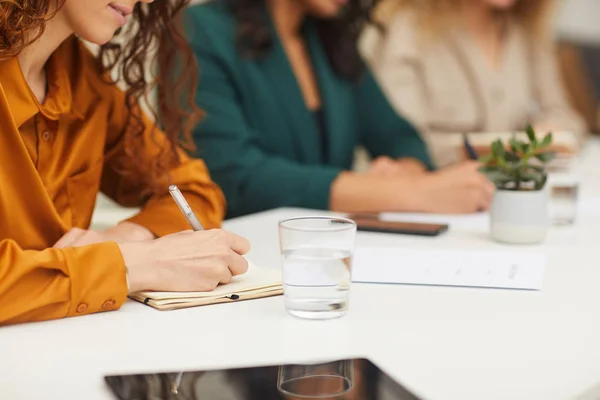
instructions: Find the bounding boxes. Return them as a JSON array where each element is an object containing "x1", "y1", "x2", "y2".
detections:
[
  {"x1": 277, "y1": 360, "x2": 354, "y2": 398},
  {"x1": 278, "y1": 217, "x2": 357, "y2": 320},
  {"x1": 548, "y1": 172, "x2": 580, "y2": 225}
]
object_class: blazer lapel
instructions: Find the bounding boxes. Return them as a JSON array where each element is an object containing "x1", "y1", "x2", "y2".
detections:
[{"x1": 260, "y1": 17, "x2": 321, "y2": 164}]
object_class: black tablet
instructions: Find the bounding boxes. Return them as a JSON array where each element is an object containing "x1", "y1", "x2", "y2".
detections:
[{"x1": 105, "y1": 358, "x2": 422, "y2": 400}]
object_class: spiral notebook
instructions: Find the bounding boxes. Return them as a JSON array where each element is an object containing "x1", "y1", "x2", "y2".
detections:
[{"x1": 130, "y1": 263, "x2": 283, "y2": 311}]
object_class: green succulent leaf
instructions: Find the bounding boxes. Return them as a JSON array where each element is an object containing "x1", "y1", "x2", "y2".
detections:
[
  {"x1": 484, "y1": 130, "x2": 549, "y2": 190},
  {"x1": 478, "y1": 165, "x2": 499, "y2": 173},
  {"x1": 504, "y1": 151, "x2": 520, "y2": 162},
  {"x1": 540, "y1": 133, "x2": 553, "y2": 148},
  {"x1": 492, "y1": 139, "x2": 505, "y2": 158},
  {"x1": 489, "y1": 174, "x2": 514, "y2": 189},
  {"x1": 526, "y1": 125, "x2": 536, "y2": 142},
  {"x1": 509, "y1": 138, "x2": 522, "y2": 153},
  {"x1": 479, "y1": 154, "x2": 494, "y2": 164},
  {"x1": 479, "y1": 165, "x2": 508, "y2": 181},
  {"x1": 520, "y1": 172, "x2": 540, "y2": 182},
  {"x1": 495, "y1": 155, "x2": 508, "y2": 168},
  {"x1": 527, "y1": 164, "x2": 545, "y2": 173},
  {"x1": 534, "y1": 151, "x2": 556, "y2": 163},
  {"x1": 538, "y1": 172, "x2": 548, "y2": 190}
]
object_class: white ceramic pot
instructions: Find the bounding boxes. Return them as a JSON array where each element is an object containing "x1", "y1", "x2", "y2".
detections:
[{"x1": 490, "y1": 189, "x2": 549, "y2": 244}]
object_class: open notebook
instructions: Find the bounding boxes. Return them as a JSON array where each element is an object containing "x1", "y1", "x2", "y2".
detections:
[{"x1": 130, "y1": 263, "x2": 283, "y2": 311}]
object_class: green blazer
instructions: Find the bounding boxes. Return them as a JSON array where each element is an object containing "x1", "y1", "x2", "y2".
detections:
[{"x1": 185, "y1": 1, "x2": 433, "y2": 218}]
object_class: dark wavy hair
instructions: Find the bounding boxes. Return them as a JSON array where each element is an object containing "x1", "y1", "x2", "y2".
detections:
[
  {"x1": 0, "y1": 0, "x2": 201, "y2": 194},
  {"x1": 228, "y1": 0, "x2": 380, "y2": 82}
]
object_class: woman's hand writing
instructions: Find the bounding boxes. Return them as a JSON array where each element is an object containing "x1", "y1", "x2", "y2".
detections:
[{"x1": 119, "y1": 229, "x2": 251, "y2": 293}]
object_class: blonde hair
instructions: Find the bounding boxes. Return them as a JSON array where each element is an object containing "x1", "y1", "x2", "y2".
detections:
[{"x1": 374, "y1": 0, "x2": 556, "y2": 41}]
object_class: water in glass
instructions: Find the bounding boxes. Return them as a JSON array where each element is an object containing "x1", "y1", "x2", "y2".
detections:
[{"x1": 282, "y1": 247, "x2": 352, "y2": 320}]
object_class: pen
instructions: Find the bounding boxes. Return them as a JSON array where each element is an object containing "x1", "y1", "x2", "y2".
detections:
[
  {"x1": 168, "y1": 184, "x2": 198, "y2": 395},
  {"x1": 168, "y1": 184, "x2": 204, "y2": 231},
  {"x1": 171, "y1": 372, "x2": 183, "y2": 394},
  {"x1": 463, "y1": 133, "x2": 479, "y2": 160}
]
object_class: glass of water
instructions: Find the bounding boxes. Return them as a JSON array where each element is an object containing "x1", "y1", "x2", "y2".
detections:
[
  {"x1": 548, "y1": 172, "x2": 580, "y2": 225},
  {"x1": 278, "y1": 217, "x2": 357, "y2": 320},
  {"x1": 277, "y1": 359, "x2": 354, "y2": 398}
]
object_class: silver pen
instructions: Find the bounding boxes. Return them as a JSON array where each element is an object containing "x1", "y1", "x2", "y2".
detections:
[
  {"x1": 171, "y1": 371, "x2": 184, "y2": 395},
  {"x1": 168, "y1": 185, "x2": 204, "y2": 231},
  {"x1": 168, "y1": 184, "x2": 199, "y2": 395}
]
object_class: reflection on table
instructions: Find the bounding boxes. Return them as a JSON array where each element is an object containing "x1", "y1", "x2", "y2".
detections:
[{"x1": 105, "y1": 359, "x2": 421, "y2": 400}]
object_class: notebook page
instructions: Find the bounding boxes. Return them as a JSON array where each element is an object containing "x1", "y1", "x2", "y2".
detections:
[{"x1": 136, "y1": 263, "x2": 282, "y2": 300}]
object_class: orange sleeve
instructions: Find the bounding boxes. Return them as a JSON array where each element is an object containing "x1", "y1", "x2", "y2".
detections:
[
  {"x1": 124, "y1": 147, "x2": 226, "y2": 236},
  {"x1": 0, "y1": 239, "x2": 128, "y2": 325},
  {"x1": 97, "y1": 85, "x2": 225, "y2": 236},
  {"x1": 100, "y1": 124, "x2": 226, "y2": 235}
]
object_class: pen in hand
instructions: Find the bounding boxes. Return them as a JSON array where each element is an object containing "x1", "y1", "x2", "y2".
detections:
[
  {"x1": 169, "y1": 184, "x2": 204, "y2": 231},
  {"x1": 168, "y1": 185, "x2": 203, "y2": 393},
  {"x1": 463, "y1": 134, "x2": 479, "y2": 161}
]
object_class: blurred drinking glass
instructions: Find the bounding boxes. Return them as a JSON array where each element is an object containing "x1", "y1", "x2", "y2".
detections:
[{"x1": 277, "y1": 360, "x2": 354, "y2": 399}]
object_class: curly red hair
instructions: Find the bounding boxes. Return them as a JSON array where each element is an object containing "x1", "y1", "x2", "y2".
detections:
[{"x1": 0, "y1": 0, "x2": 202, "y2": 196}]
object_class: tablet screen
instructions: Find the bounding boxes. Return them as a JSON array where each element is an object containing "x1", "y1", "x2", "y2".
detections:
[{"x1": 105, "y1": 358, "x2": 421, "y2": 400}]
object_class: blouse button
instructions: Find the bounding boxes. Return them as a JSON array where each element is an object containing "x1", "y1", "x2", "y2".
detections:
[
  {"x1": 76, "y1": 303, "x2": 88, "y2": 313},
  {"x1": 101, "y1": 300, "x2": 116, "y2": 309},
  {"x1": 41, "y1": 130, "x2": 53, "y2": 142}
]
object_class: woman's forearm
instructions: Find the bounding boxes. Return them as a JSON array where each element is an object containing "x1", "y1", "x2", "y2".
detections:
[
  {"x1": 329, "y1": 171, "x2": 422, "y2": 213},
  {"x1": 330, "y1": 161, "x2": 496, "y2": 215}
]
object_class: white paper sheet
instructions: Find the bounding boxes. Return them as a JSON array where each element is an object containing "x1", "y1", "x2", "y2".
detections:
[{"x1": 352, "y1": 247, "x2": 545, "y2": 290}]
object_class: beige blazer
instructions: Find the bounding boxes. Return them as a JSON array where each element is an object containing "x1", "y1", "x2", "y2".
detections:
[{"x1": 362, "y1": 11, "x2": 587, "y2": 167}]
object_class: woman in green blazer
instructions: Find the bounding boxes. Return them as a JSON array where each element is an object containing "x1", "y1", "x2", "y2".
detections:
[{"x1": 184, "y1": 0, "x2": 494, "y2": 218}]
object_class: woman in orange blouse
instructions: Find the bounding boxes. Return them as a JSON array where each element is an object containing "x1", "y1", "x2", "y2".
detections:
[{"x1": 0, "y1": 0, "x2": 250, "y2": 325}]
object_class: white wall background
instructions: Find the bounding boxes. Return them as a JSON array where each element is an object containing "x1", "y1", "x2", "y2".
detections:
[{"x1": 556, "y1": 0, "x2": 600, "y2": 45}]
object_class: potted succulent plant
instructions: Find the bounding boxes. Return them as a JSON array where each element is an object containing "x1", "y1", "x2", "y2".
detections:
[{"x1": 479, "y1": 126, "x2": 555, "y2": 244}]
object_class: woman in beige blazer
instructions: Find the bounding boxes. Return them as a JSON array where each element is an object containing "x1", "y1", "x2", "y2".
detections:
[{"x1": 364, "y1": 0, "x2": 586, "y2": 167}]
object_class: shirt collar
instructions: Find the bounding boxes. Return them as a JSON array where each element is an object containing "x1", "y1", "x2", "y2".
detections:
[{"x1": 0, "y1": 38, "x2": 82, "y2": 129}]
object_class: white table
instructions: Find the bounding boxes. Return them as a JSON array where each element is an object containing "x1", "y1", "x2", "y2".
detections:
[{"x1": 2, "y1": 141, "x2": 600, "y2": 400}]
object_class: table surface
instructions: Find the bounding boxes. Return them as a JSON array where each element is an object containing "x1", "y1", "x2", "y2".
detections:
[{"x1": 2, "y1": 140, "x2": 600, "y2": 400}]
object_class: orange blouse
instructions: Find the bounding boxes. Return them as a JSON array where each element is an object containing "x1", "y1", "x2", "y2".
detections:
[{"x1": 0, "y1": 37, "x2": 225, "y2": 325}]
